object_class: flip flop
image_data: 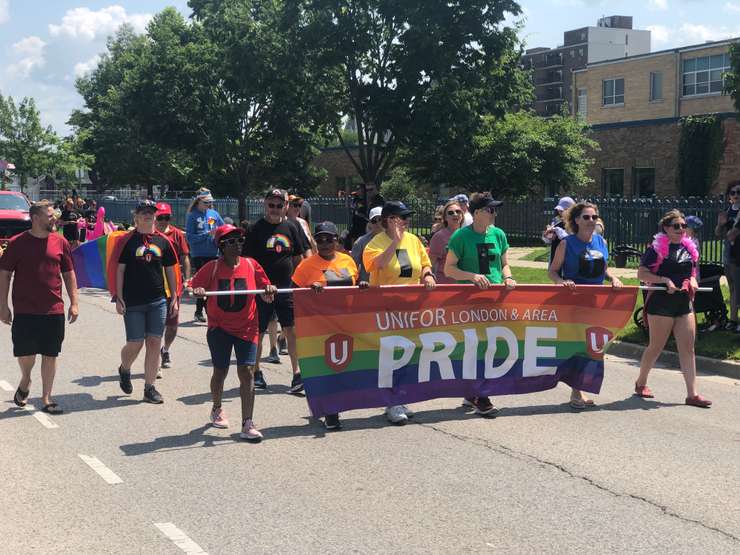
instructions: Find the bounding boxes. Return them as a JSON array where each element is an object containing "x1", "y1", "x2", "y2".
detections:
[
  {"x1": 13, "y1": 387, "x2": 29, "y2": 407},
  {"x1": 583, "y1": 399, "x2": 596, "y2": 407},
  {"x1": 569, "y1": 398, "x2": 586, "y2": 410},
  {"x1": 41, "y1": 403, "x2": 64, "y2": 415}
]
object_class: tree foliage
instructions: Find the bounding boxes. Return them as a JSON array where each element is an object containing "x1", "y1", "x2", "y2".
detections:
[
  {"x1": 677, "y1": 115, "x2": 725, "y2": 197},
  {"x1": 726, "y1": 42, "x2": 740, "y2": 112}
]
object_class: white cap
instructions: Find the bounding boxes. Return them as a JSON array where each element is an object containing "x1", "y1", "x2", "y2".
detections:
[
  {"x1": 555, "y1": 196, "x2": 575, "y2": 212},
  {"x1": 368, "y1": 206, "x2": 383, "y2": 220}
]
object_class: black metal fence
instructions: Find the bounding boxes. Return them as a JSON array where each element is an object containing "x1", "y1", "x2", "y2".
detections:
[{"x1": 99, "y1": 196, "x2": 730, "y2": 264}]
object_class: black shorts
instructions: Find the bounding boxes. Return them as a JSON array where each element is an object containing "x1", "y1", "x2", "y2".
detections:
[
  {"x1": 257, "y1": 293, "x2": 294, "y2": 332},
  {"x1": 12, "y1": 313, "x2": 65, "y2": 357},
  {"x1": 645, "y1": 290, "x2": 693, "y2": 318}
]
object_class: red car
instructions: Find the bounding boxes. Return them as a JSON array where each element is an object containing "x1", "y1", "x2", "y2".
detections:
[{"x1": 0, "y1": 190, "x2": 32, "y2": 249}]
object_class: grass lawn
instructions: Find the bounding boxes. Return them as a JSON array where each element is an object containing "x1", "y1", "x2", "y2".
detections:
[{"x1": 511, "y1": 267, "x2": 740, "y2": 361}]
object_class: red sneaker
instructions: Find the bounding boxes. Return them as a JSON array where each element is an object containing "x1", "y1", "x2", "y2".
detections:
[
  {"x1": 634, "y1": 383, "x2": 654, "y2": 398},
  {"x1": 685, "y1": 395, "x2": 712, "y2": 408}
]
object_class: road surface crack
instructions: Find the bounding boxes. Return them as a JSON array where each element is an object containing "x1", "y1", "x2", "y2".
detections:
[{"x1": 418, "y1": 422, "x2": 739, "y2": 543}]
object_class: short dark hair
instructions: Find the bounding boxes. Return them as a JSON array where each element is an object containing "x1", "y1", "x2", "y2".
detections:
[
  {"x1": 29, "y1": 200, "x2": 52, "y2": 218},
  {"x1": 726, "y1": 180, "x2": 740, "y2": 197}
]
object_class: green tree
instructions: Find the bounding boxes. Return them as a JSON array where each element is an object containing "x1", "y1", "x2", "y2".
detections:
[
  {"x1": 726, "y1": 42, "x2": 740, "y2": 111},
  {"x1": 0, "y1": 95, "x2": 56, "y2": 192},
  {"x1": 303, "y1": 0, "x2": 527, "y2": 196},
  {"x1": 46, "y1": 132, "x2": 95, "y2": 189},
  {"x1": 677, "y1": 115, "x2": 725, "y2": 197}
]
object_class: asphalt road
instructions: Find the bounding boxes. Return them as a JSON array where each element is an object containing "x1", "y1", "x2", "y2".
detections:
[{"x1": 1, "y1": 289, "x2": 739, "y2": 554}]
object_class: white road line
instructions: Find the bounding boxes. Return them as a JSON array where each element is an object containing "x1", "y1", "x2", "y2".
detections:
[
  {"x1": 154, "y1": 523, "x2": 208, "y2": 554},
  {"x1": 78, "y1": 454, "x2": 123, "y2": 485},
  {"x1": 23, "y1": 405, "x2": 59, "y2": 429},
  {"x1": 0, "y1": 380, "x2": 14, "y2": 392}
]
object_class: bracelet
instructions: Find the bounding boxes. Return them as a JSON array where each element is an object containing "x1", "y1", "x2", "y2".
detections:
[
  {"x1": 504, "y1": 276, "x2": 514, "y2": 281},
  {"x1": 422, "y1": 272, "x2": 435, "y2": 280}
]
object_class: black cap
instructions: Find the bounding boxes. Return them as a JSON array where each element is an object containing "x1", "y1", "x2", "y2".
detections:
[
  {"x1": 381, "y1": 201, "x2": 414, "y2": 218},
  {"x1": 135, "y1": 199, "x2": 158, "y2": 213},
  {"x1": 468, "y1": 193, "x2": 503, "y2": 213},
  {"x1": 314, "y1": 221, "x2": 338, "y2": 236}
]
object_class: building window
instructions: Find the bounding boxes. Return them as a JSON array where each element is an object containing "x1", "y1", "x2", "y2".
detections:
[
  {"x1": 603, "y1": 78, "x2": 624, "y2": 105},
  {"x1": 578, "y1": 48, "x2": 584, "y2": 57},
  {"x1": 602, "y1": 169, "x2": 624, "y2": 196},
  {"x1": 570, "y1": 50, "x2": 575, "y2": 58},
  {"x1": 682, "y1": 53, "x2": 730, "y2": 96},
  {"x1": 577, "y1": 88, "x2": 587, "y2": 118},
  {"x1": 633, "y1": 168, "x2": 655, "y2": 197},
  {"x1": 649, "y1": 72, "x2": 663, "y2": 101}
]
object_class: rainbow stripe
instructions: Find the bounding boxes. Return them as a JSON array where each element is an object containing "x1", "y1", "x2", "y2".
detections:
[{"x1": 294, "y1": 285, "x2": 637, "y2": 417}]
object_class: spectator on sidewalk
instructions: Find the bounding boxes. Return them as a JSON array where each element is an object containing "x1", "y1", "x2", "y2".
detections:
[{"x1": 542, "y1": 196, "x2": 574, "y2": 263}]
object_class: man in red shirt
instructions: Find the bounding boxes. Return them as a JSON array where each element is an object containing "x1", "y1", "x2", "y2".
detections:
[
  {"x1": 192, "y1": 224, "x2": 276, "y2": 442},
  {"x1": 154, "y1": 202, "x2": 191, "y2": 374},
  {"x1": 0, "y1": 201, "x2": 79, "y2": 414}
]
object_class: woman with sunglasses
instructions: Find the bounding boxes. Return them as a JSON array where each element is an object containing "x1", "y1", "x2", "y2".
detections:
[
  {"x1": 364, "y1": 200, "x2": 436, "y2": 425},
  {"x1": 548, "y1": 202, "x2": 623, "y2": 409},
  {"x1": 186, "y1": 188, "x2": 225, "y2": 323},
  {"x1": 192, "y1": 224, "x2": 277, "y2": 441},
  {"x1": 292, "y1": 221, "x2": 368, "y2": 430},
  {"x1": 634, "y1": 210, "x2": 711, "y2": 408},
  {"x1": 715, "y1": 181, "x2": 740, "y2": 331},
  {"x1": 429, "y1": 200, "x2": 464, "y2": 284},
  {"x1": 287, "y1": 195, "x2": 317, "y2": 253}
]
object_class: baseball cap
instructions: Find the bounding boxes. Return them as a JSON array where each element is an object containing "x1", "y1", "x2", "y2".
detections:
[
  {"x1": 135, "y1": 199, "x2": 158, "y2": 213},
  {"x1": 555, "y1": 196, "x2": 575, "y2": 212},
  {"x1": 368, "y1": 206, "x2": 383, "y2": 221},
  {"x1": 155, "y1": 202, "x2": 172, "y2": 217},
  {"x1": 314, "y1": 221, "x2": 338, "y2": 236},
  {"x1": 265, "y1": 188, "x2": 288, "y2": 201},
  {"x1": 686, "y1": 215, "x2": 703, "y2": 230},
  {"x1": 213, "y1": 224, "x2": 245, "y2": 245},
  {"x1": 381, "y1": 201, "x2": 414, "y2": 218},
  {"x1": 196, "y1": 188, "x2": 214, "y2": 202},
  {"x1": 468, "y1": 193, "x2": 503, "y2": 212},
  {"x1": 451, "y1": 193, "x2": 469, "y2": 204}
]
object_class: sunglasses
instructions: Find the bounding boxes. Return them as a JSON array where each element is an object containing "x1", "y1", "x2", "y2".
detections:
[
  {"x1": 447, "y1": 210, "x2": 463, "y2": 216},
  {"x1": 315, "y1": 235, "x2": 336, "y2": 244},
  {"x1": 391, "y1": 214, "x2": 411, "y2": 221},
  {"x1": 220, "y1": 236, "x2": 245, "y2": 246},
  {"x1": 671, "y1": 223, "x2": 688, "y2": 230},
  {"x1": 370, "y1": 217, "x2": 381, "y2": 224},
  {"x1": 156, "y1": 215, "x2": 170, "y2": 221},
  {"x1": 267, "y1": 202, "x2": 284, "y2": 209},
  {"x1": 291, "y1": 202, "x2": 303, "y2": 208},
  {"x1": 579, "y1": 214, "x2": 598, "y2": 221},
  {"x1": 730, "y1": 189, "x2": 740, "y2": 196},
  {"x1": 483, "y1": 207, "x2": 497, "y2": 214}
]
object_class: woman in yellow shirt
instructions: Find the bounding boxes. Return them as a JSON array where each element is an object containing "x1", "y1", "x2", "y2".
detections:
[{"x1": 363, "y1": 201, "x2": 436, "y2": 424}]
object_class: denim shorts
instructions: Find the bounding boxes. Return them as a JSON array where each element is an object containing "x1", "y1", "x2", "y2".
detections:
[
  {"x1": 123, "y1": 298, "x2": 167, "y2": 342},
  {"x1": 207, "y1": 327, "x2": 258, "y2": 369}
]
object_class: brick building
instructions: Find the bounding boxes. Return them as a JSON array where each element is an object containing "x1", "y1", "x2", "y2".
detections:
[
  {"x1": 522, "y1": 15, "x2": 650, "y2": 116},
  {"x1": 573, "y1": 38, "x2": 739, "y2": 197},
  {"x1": 312, "y1": 146, "x2": 362, "y2": 196}
]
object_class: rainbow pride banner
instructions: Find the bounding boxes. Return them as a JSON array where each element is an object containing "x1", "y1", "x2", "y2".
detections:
[{"x1": 294, "y1": 285, "x2": 637, "y2": 417}]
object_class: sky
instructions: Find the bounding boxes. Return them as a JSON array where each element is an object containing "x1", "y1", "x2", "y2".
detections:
[{"x1": 0, "y1": 0, "x2": 738, "y2": 135}]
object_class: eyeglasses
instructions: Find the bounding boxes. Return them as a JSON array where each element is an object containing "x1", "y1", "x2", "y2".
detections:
[
  {"x1": 220, "y1": 237, "x2": 245, "y2": 246},
  {"x1": 156, "y1": 215, "x2": 170, "y2": 221},
  {"x1": 291, "y1": 202, "x2": 303, "y2": 208},
  {"x1": 267, "y1": 203, "x2": 284, "y2": 209},
  {"x1": 730, "y1": 189, "x2": 740, "y2": 196},
  {"x1": 579, "y1": 214, "x2": 598, "y2": 221},
  {"x1": 446, "y1": 210, "x2": 463, "y2": 216},
  {"x1": 671, "y1": 223, "x2": 688, "y2": 230},
  {"x1": 315, "y1": 235, "x2": 335, "y2": 244}
]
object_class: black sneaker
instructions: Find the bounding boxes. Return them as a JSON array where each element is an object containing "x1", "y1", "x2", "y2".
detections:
[
  {"x1": 289, "y1": 373, "x2": 304, "y2": 394},
  {"x1": 161, "y1": 348, "x2": 171, "y2": 369},
  {"x1": 278, "y1": 336, "x2": 288, "y2": 355},
  {"x1": 143, "y1": 384, "x2": 164, "y2": 404},
  {"x1": 265, "y1": 347, "x2": 280, "y2": 364},
  {"x1": 473, "y1": 396, "x2": 499, "y2": 416},
  {"x1": 254, "y1": 370, "x2": 267, "y2": 390},
  {"x1": 324, "y1": 413, "x2": 341, "y2": 430},
  {"x1": 194, "y1": 312, "x2": 206, "y2": 323},
  {"x1": 118, "y1": 366, "x2": 133, "y2": 394}
]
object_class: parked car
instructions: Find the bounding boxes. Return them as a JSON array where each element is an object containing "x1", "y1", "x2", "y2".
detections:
[{"x1": 0, "y1": 191, "x2": 32, "y2": 249}]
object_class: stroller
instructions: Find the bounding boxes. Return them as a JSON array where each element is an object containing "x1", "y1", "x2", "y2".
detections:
[{"x1": 633, "y1": 262, "x2": 727, "y2": 334}]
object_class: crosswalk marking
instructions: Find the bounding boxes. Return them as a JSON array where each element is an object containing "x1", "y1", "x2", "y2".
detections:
[
  {"x1": 78, "y1": 454, "x2": 123, "y2": 485},
  {"x1": 154, "y1": 523, "x2": 208, "y2": 554}
]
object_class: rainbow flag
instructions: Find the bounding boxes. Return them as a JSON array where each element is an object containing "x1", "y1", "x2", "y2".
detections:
[{"x1": 294, "y1": 285, "x2": 637, "y2": 417}]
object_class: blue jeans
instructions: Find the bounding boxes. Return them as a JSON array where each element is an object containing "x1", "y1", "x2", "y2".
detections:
[{"x1": 123, "y1": 299, "x2": 167, "y2": 342}]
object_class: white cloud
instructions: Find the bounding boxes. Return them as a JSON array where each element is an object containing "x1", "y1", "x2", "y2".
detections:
[
  {"x1": 678, "y1": 23, "x2": 740, "y2": 43},
  {"x1": 649, "y1": 0, "x2": 669, "y2": 10},
  {"x1": 725, "y1": 2, "x2": 740, "y2": 13},
  {"x1": 0, "y1": 0, "x2": 9, "y2": 24},
  {"x1": 646, "y1": 24, "x2": 672, "y2": 46},
  {"x1": 74, "y1": 55, "x2": 101, "y2": 78},
  {"x1": 7, "y1": 36, "x2": 47, "y2": 78},
  {"x1": 49, "y1": 5, "x2": 152, "y2": 42}
]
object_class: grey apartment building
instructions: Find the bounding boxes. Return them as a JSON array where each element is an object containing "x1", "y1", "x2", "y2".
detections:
[{"x1": 522, "y1": 16, "x2": 651, "y2": 116}]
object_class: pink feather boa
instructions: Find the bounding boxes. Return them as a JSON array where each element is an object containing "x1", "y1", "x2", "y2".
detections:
[{"x1": 649, "y1": 232, "x2": 699, "y2": 275}]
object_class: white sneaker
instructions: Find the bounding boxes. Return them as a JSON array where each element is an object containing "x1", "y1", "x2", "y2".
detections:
[
  {"x1": 386, "y1": 405, "x2": 408, "y2": 425},
  {"x1": 240, "y1": 419, "x2": 263, "y2": 442},
  {"x1": 400, "y1": 404, "x2": 415, "y2": 417}
]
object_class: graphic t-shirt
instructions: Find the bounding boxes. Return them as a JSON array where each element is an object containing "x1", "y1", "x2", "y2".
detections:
[
  {"x1": 363, "y1": 232, "x2": 431, "y2": 286},
  {"x1": 561, "y1": 233, "x2": 608, "y2": 285},
  {"x1": 447, "y1": 225, "x2": 509, "y2": 285},
  {"x1": 118, "y1": 232, "x2": 177, "y2": 306},
  {"x1": 641, "y1": 244, "x2": 696, "y2": 288},
  {"x1": 243, "y1": 218, "x2": 309, "y2": 287},
  {"x1": 0, "y1": 232, "x2": 73, "y2": 315},
  {"x1": 292, "y1": 252, "x2": 359, "y2": 288},
  {"x1": 191, "y1": 257, "x2": 271, "y2": 342}
]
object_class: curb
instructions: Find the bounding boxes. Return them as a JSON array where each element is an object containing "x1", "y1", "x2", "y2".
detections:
[{"x1": 606, "y1": 340, "x2": 740, "y2": 380}]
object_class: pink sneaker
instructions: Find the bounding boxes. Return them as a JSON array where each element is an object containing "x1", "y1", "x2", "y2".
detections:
[
  {"x1": 240, "y1": 419, "x2": 263, "y2": 442},
  {"x1": 210, "y1": 407, "x2": 229, "y2": 428}
]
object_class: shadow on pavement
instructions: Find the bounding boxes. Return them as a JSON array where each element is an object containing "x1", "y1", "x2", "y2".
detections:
[
  {"x1": 120, "y1": 424, "x2": 238, "y2": 456},
  {"x1": 176, "y1": 384, "x2": 293, "y2": 406},
  {"x1": 1, "y1": 393, "x2": 139, "y2": 417},
  {"x1": 73, "y1": 374, "x2": 145, "y2": 387}
]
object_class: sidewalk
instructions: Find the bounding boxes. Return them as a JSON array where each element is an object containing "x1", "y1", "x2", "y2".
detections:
[{"x1": 507, "y1": 247, "x2": 638, "y2": 279}]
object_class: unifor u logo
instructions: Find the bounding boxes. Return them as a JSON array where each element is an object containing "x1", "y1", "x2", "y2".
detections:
[
  {"x1": 324, "y1": 333, "x2": 354, "y2": 372},
  {"x1": 585, "y1": 326, "x2": 614, "y2": 359}
]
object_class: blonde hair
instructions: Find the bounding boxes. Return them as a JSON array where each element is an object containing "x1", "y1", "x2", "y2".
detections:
[{"x1": 188, "y1": 187, "x2": 212, "y2": 212}]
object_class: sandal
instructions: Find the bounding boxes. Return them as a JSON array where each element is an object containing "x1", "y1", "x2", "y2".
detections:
[
  {"x1": 583, "y1": 398, "x2": 596, "y2": 407},
  {"x1": 13, "y1": 387, "x2": 29, "y2": 407},
  {"x1": 634, "y1": 383, "x2": 654, "y2": 398},
  {"x1": 685, "y1": 395, "x2": 712, "y2": 408},
  {"x1": 41, "y1": 403, "x2": 64, "y2": 415},
  {"x1": 569, "y1": 398, "x2": 586, "y2": 410}
]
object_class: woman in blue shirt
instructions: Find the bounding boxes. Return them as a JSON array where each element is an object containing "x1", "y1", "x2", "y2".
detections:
[
  {"x1": 548, "y1": 202, "x2": 623, "y2": 409},
  {"x1": 185, "y1": 188, "x2": 225, "y2": 322}
]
